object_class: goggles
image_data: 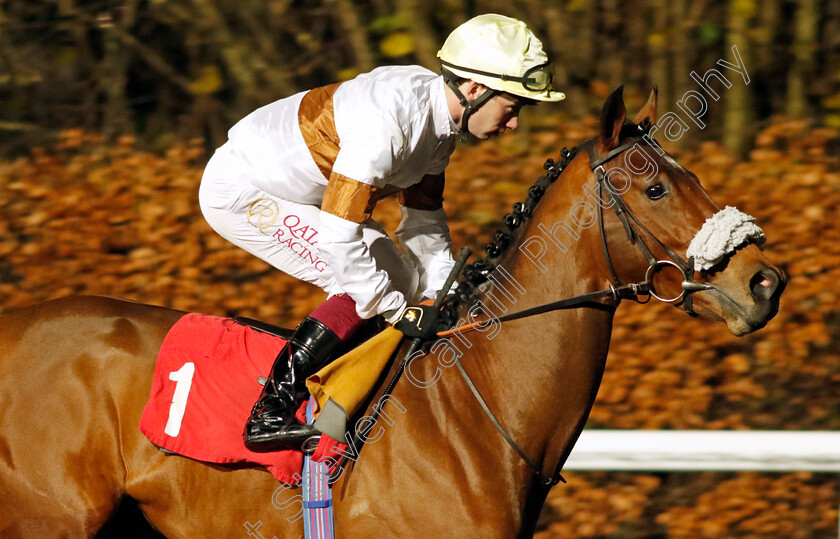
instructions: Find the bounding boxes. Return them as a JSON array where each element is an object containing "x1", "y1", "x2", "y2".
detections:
[{"x1": 440, "y1": 59, "x2": 554, "y2": 92}]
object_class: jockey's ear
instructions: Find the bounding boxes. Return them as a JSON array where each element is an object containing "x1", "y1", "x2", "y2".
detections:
[
  {"x1": 597, "y1": 85, "x2": 626, "y2": 152},
  {"x1": 461, "y1": 80, "x2": 489, "y2": 100},
  {"x1": 633, "y1": 86, "x2": 659, "y2": 125}
]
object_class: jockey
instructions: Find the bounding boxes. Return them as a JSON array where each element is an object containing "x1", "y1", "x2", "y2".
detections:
[{"x1": 198, "y1": 13, "x2": 564, "y2": 452}]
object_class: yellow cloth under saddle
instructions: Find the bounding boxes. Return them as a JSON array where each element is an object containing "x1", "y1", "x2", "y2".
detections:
[{"x1": 305, "y1": 327, "x2": 405, "y2": 419}]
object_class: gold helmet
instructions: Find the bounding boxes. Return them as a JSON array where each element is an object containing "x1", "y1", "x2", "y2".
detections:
[{"x1": 438, "y1": 14, "x2": 565, "y2": 103}]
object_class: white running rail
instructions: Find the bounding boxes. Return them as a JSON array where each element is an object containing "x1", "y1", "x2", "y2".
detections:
[{"x1": 565, "y1": 430, "x2": 840, "y2": 472}]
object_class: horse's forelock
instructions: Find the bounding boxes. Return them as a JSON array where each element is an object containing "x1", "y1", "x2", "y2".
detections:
[{"x1": 617, "y1": 120, "x2": 643, "y2": 142}]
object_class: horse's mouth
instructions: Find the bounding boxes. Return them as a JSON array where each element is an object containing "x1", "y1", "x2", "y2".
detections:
[{"x1": 699, "y1": 276, "x2": 784, "y2": 336}]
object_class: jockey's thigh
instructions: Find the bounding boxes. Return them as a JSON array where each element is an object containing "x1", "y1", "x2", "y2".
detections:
[{"x1": 199, "y1": 150, "x2": 419, "y2": 299}]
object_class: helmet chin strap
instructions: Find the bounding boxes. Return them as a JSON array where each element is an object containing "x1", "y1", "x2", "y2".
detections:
[{"x1": 443, "y1": 69, "x2": 498, "y2": 142}]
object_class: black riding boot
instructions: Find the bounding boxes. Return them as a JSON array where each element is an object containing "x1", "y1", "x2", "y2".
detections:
[{"x1": 243, "y1": 317, "x2": 343, "y2": 452}]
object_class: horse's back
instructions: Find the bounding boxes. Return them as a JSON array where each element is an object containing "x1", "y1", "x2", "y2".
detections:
[{"x1": 0, "y1": 296, "x2": 183, "y2": 538}]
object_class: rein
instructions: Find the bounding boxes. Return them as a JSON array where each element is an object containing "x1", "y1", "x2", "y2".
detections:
[{"x1": 436, "y1": 282, "x2": 646, "y2": 339}]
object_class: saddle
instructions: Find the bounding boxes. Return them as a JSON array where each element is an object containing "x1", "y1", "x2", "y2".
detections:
[
  {"x1": 232, "y1": 316, "x2": 296, "y2": 339},
  {"x1": 138, "y1": 312, "x2": 404, "y2": 484}
]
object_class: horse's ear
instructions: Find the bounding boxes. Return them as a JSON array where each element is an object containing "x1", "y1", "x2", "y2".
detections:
[
  {"x1": 633, "y1": 86, "x2": 658, "y2": 125},
  {"x1": 598, "y1": 85, "x2": 626, "y2": 151}
]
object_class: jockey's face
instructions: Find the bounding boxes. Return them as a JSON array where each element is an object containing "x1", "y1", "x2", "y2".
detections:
[{"x1": 465, "y1": 86, "x2": 525, "y2": 140}]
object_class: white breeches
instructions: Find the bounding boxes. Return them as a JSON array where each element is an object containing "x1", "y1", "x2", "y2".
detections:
[{"x1": 198, "y1": 145, "x2": 420, "y2": 303}]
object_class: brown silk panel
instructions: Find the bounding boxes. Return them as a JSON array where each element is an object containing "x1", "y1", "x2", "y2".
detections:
[
  {"x1": 398, "y1": 173, "x2": 445, "y2": 210},
  {"x1": 299, "y1": 81, "x2": 392, "y2": 222},
  {"x1": 298, "y1": 82, "x2": 343, "y2": 180},
  {"x1": 322, "y1": 173, "x2": 377, "y2": 223}
]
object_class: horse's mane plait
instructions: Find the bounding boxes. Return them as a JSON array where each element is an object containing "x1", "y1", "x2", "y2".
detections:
[
  {"x1": 447, "y1": 144, "x2": 580, "y2": 316},
  {"x1": 446, "y1": 118, "x2": 656, "y2": 320}
]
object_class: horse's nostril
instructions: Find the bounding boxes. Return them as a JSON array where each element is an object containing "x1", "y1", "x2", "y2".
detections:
[{"x1": 750, "y1": 269, "x2": 778, "y2": 301}]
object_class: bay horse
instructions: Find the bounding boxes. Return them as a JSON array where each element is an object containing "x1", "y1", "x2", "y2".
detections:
[{"x1": 0, "y1": 87, "x2": 784, "y2": 538}]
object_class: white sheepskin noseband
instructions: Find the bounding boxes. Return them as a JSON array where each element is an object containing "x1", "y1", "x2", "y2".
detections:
[{"x1": 686, "y1": 206, "x2": 766, "y2": 271}]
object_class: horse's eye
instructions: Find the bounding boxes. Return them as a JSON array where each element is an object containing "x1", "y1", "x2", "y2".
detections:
[{"x1": 645, "y1": 183, "x2": 666, "y2": 200}]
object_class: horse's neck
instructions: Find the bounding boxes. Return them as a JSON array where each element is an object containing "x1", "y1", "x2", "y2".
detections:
[
  {"x1": 448, "y1": 168, "x2": 616, "y2": 483},
  {"x1": 344, "y1": 171, "x2": 616, "y2": 532}
]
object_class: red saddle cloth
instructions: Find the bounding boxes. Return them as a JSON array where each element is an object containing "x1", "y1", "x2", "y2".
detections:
[{"x1": 139, "y1": 313, "x2": 346, "y2": 485}]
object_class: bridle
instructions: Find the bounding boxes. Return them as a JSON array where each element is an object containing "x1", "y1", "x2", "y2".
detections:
[
  {"x1": 583, "y1": 125, "x2": 714, "y2": 316},
  {"x1": 440, "y1": 124, "x2": 713, "y2": 341},
  {"x1": 441, "y1": 124, "x2": 716, "y2": 488}
]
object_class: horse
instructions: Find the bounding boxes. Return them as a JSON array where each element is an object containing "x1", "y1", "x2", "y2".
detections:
[{"x1": 0, "y1": 87, "x2": 785, "y2": 538}]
